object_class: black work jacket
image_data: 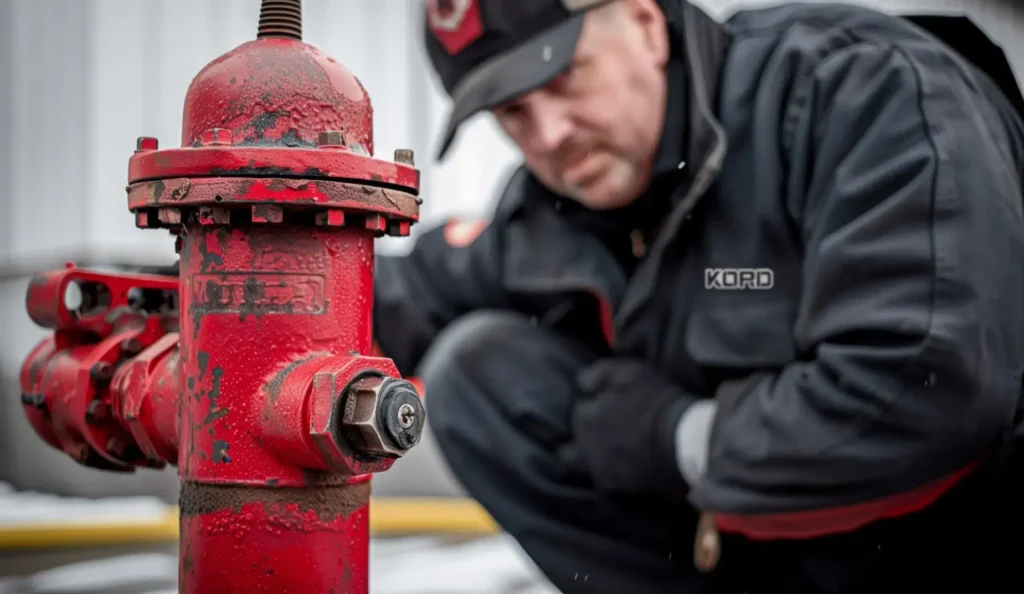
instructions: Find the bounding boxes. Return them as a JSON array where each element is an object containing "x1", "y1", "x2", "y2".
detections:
[{"x1": 375, "y1": 1, "x2": 1024, "y2": 538}]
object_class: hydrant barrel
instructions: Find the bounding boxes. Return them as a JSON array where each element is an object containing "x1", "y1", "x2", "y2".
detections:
[{"x1": 177, "y1": 225, "x2": 379, "y2": 592}]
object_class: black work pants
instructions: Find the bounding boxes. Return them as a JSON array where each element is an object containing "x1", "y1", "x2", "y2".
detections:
[{"x1": 418, "y1": 311, "x2": 1019, "y2": 594}]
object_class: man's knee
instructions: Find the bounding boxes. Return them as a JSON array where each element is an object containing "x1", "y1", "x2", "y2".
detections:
[
  {"x1": 417, "y1": 311, "x2": 534, "y2": 424},
  {"x1": 417, "y1": 310, "x2": 534, "y2": 392},
  {"x1": 417, "y1": 310, "x2": 593, "y2": 443}
]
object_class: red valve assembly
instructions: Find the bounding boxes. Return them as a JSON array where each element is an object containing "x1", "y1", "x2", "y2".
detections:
[{"x1": 18, "y1": 1, "x2": 424, "y2": 592}]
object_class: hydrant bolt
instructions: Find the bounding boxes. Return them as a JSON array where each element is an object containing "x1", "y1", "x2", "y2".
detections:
[
  {"x1": 119, "y1": 338, "x2": 142, "y2": 357},
  {"x1": 85, "y1": 399, "x2": 109, "y2": 423},
  {"x1": 394, "y1": 149, "x2": 415, "y2": 166},
  {"x1": 199, "y1": 128, "x2": 232, "y2": 146},
  {"x1": 318, "y1": 130, "x2": 346, "y2": 148},
  {"x1": 398, "y1": 403, "x2": 416, "y2": 429},
  {"x1": 135, "y1": 137, "x2": 159, "y2": 152},
  {"x1": 90, "y1": 362, "x2": 113, "y2": 386},
  {"x1": 378, "y1": 380, "x2": 425, "y2": 450},
  {"x1": 340, "y1": 377, "x2": 425, "y2": 457},
  {"x1": 126, "y1": 288, "x2": 145, "y2": 310}
]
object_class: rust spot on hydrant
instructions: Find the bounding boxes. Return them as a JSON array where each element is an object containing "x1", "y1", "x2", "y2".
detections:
[{"x1": 179, "y1": 480, "x2": 370, "y2": 522}]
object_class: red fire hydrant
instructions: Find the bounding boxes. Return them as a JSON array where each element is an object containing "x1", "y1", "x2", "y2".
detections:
[{"x1": 18, "y1": 1, "x2": 424, "y2": 591}]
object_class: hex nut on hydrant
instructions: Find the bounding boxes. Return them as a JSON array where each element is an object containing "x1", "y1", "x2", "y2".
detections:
[
  {"x1": 339, "y1": 376, "x2": 424, "y2": 457},
  {"x1": 393, "y1": 149, "x2": 414, "y2": 166},
  {"x1": 318, "y1": 130, "x2": 346, "y2": 148}
]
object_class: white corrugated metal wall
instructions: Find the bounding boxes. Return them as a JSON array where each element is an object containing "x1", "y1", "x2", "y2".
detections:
[{"x1": 0, "y1": 0, "x2": 1021, "y2": 499}]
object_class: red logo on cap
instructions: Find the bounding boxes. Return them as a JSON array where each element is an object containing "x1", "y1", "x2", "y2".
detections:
[{"x1": 427, "y1": 0, "x2": 484, "y2": 55}]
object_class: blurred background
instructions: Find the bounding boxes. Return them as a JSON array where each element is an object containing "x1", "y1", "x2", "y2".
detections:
[{"x1": 0, "y1": 0, "x2": 1021, "y2": 591}]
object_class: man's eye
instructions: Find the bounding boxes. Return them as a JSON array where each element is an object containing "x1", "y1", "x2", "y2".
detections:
[
  {"x1": 551, "y1": 62, "x2": 581, "y2": 91},
  {"x1": 497, "y1": 104, "x2": 522, "y2": 118},
  {"x1": 551, "y1": 69, "x2": 571, "y2": 87}
]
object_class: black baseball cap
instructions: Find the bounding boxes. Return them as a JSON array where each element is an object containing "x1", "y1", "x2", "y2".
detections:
[{"x1": 424, "y1": 0, "x2": 616, "y2": 160}]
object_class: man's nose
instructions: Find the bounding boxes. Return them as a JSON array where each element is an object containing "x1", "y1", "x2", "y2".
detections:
[{"x1": 525, "y1": 97, "x2": 573, "y2": 155}]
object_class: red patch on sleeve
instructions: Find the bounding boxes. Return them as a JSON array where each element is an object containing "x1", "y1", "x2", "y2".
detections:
[{"x1": 443, "y1": 218, "x2": 489, "y2": 247}]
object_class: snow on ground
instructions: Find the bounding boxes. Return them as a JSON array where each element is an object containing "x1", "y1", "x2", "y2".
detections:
[
  {"x1": 0, "y1": 537, "x2": 560, "y2": 594},
  {"x1": 0, "y1": 483, "x2": 170, "y2": 527}
]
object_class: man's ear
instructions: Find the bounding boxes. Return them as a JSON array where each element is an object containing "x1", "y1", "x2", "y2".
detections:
[{"x1": 622, "y1": 0, "x2": 670, "y2": 67}]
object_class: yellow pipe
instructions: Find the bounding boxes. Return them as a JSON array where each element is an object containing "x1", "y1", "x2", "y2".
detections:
[
  {"x1": 0, "y1": 497, "x2": 498, "y2": 551},
  {"x1": 371, "y1": 497, "x2": 497, "y2": 534}
]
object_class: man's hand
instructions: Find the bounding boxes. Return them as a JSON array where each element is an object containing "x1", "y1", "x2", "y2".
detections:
[{"x1": 561, "y1": 357, "x2": 698, "y2": 494}]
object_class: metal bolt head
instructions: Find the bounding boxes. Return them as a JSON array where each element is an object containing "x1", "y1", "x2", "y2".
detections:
[
  {"x1": 200, "y1": 128, "x2": 232, "y2": 146},
  {"x1": 307, "y1": 367, "x2": 406, "y2": 475},
  {"x1": 397, "y1": 403, "x2": 416, "y2": 429},
  {"x1": 85, "y1": 399, "x2": 110, "y2": 423},
  {"x1": 308, "y1": 371, "x2": 363, "y2": 474},
  {"x1": 89, "y1": 362, "x2": 113, "y2": 385},
  {"x1": 20, "y1": 393, "x2": 46, "y2": 411},
  {"x1": 106, "y1": 437, "x2": 126, "y2": 457},
  {"x1": 127, "y1": 288, "x2": 145, "y2": 310},
  {"x1": 120, "y1": 338, "x2": 142, "y2": 357},
  {"x1": 339, "y1": 377, "x2": 424, "y2": 456},
  {"x1": 318, "y1": 130, "x2": 346, "y2": 147},
  {"x1": 393, "y1": 149, "x2": 415, "y2": 166},
  {"x1": 377, "y1": 379, "x2": 424, "y2": 450},
  {"x1": 136, "y1": 137, "x2": 159, "y2": 151}
]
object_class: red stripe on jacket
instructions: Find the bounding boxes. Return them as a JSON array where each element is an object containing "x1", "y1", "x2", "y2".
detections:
[{"x1": 714, "y1": 462, "x2": 980, "y2": 540}]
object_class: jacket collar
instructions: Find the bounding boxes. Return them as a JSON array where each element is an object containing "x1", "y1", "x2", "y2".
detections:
[
  {"x1": 614, "y1": 1, "x2": 732, "y2": 328},
  {"x1": 672, "y1": 0, "x2": 731, "y2": 215}
]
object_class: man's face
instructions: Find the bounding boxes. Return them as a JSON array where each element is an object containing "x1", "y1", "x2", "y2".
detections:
[{"x1": 491, "y1": 0, "x2": 671, "y2": 210}]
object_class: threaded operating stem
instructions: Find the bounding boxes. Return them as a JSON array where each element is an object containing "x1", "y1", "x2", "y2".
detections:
[{"x1": 257, "y1": 0, "x2": 302, "y2": 40}]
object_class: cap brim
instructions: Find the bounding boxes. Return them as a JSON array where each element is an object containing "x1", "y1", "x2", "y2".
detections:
[{"x1": 434, "y1": 14, "x2": 586, "y2": 161}]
